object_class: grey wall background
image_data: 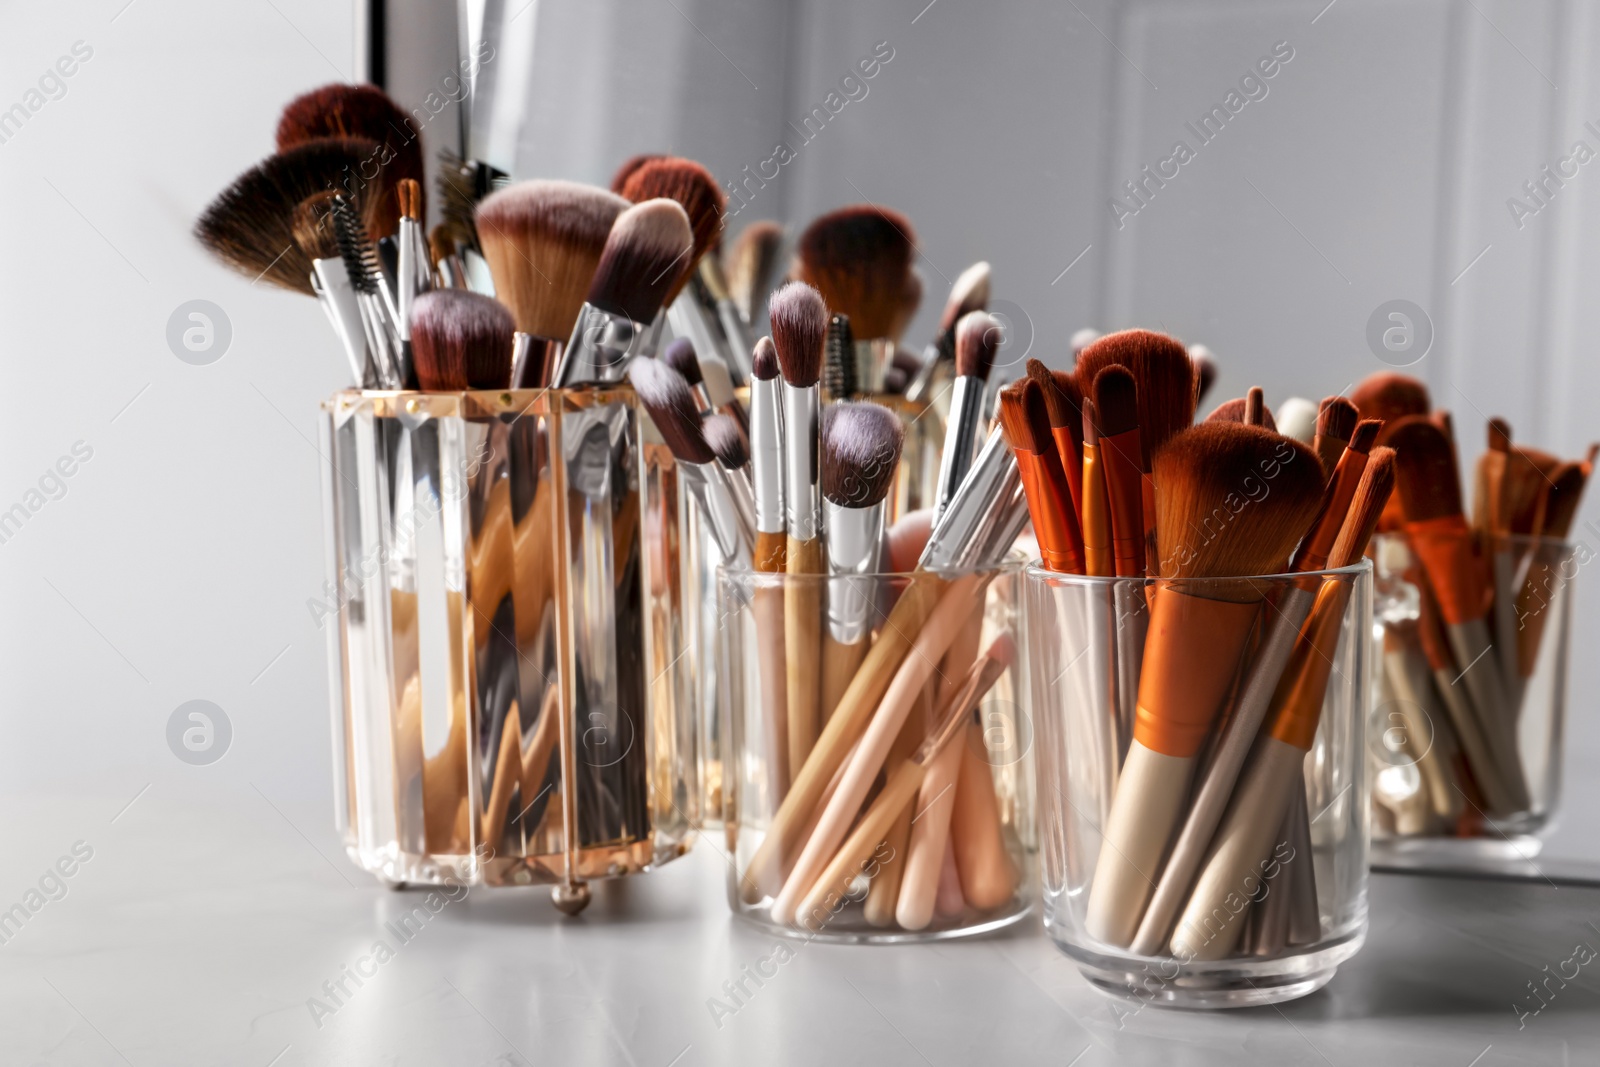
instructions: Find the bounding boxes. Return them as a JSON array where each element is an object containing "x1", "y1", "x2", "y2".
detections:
[{"x1": 2, "y1": 0, "x2": 1596, "y2": 871}]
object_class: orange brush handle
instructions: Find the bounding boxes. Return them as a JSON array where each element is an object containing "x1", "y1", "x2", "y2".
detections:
[
  {"x1": 1081, "y1": 442, "x2": 1113, "y2": 577},
  {"x1": 1015, "y1": 449, "x2": 1085, "y2": 574},
  {"x1": 1133, "y1": 590, "x2": 1261, "y2": 758},
  {"x1": 1100, "y1": 427, "x2": 1146, "y2": 578},
  {"x1": 1266, "y1": 579, "x2": 1351, "y2": 751},
  {"x1": 1052, "y1": 424, "x2": 1083, "y2": 522},
  {"x1": 1405, "y1": 515, "x2": 1489, "y2": 625},
  {"x1": 1293, "y1": 447, "x2": 1370, "y2": 572}
]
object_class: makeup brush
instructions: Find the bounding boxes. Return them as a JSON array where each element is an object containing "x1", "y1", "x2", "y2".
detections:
[
  {"x1": 748, "y1": 335, "x2": 791, "y2": 794},
  {"x1": 610, "y1": 153, "x2": 666, "y2": 192},
  {"x1": 905, "y1": 261, "x2": 991, "y2": 402},
  {"x1": 1027, "y1": 361, "x2": 1085, "y2": 519},
  {"x1": 395, "y1": 179, "x2": 428, "y2": 365},
  {"x1": 771, "y1": 282, "x2": 830, "y2": 781},
  {"x1": 999, "y1": 380, "x2": 1084, "y2": 573},
  {"x1": 291, "y1": 191, "x2": 369, "y2": 384},
  {"x1": 1204, "y1": 396, "x2": 1278, "y2": 432},
  {"x1": 475, "y1": 180, "x2": 630, "y2": 351},
  {"x1": 933, "y1": 312, "x2": 1001, "y2": 518},
  {"x1": 1188, "y1": 344, "x2": 1218, "y2": 405},
  {"x1": 1092, "y1": 367, "x2": 1146, "y2": 578},
  {"x1": 1513, "y1": 462, "x2": 1591, "y2": 703},
  {"x1": 1073, "y1": 329, "x2": 1102, "y2": 357},
  {"x1": 1352, "y1": 371, "x2": 1430, "y2": 440},
  {"x1": 329, "y1": 192, "x2": 404, "y2": 388},
  {"x1": 823, "y1": 314, "x2": 859, "y2": 401},
  {"x1": 1170, "y1": 449, "x2": 1393, "y2": 960},
  {"x1": 820, "y1": 402, "x2": 905, "y2": 721},
  {"x1": 409, "y1": 289, "x2": 514, "y2": 391},
  {"x1": 275, "y1": 83, "x2": 424, "y2": 239},
  {"x1": 1313, "y1": 397, "x2": 1359, "y2": 479},
  {"x1": 428, "y1": 225, "x2": 465, "y2": 289},
  {"x1": 1085, "y1": 423, "x2": 1324, "y2": 948},
  {"x1": 796, "y1": 205, "x2": 917, "y2": 393},
  {"x1": 1290, "y1": 419, "x2": 1381, "y2": 572},
  {"x1": 553, "y1": 198, "x2": 694, "y2": 385},
  {"x1": 1276, "y1": 397, "x2": 1319, "y2": 444},
  {"x1": 665, "y1": 337, "x2": 748, "y2": 438},
  {"x1": 726, "y1": 220, "x2": 785, "y2": 326},
  {"x1": 1075, "y1": 330, "x2": 1198, "y2": 458},
  {"x1": 705, "y1": 413, "x2": 757, "y2": 550},
  {"x1": 195, "y1": 139, "x2": 386, "y2": 295},
  {"x1": 629, "y1": 357, "x2": 747, "y2": 565},
  {"x1": 1080, "y1": 399, "x2": 1113, "y2": 578}
]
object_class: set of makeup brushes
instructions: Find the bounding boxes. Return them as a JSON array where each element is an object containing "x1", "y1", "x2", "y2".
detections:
[
  {"x1": 1350, "y1": 372, "x2": 1596, "y2": 836},
  {"x1": 1006, "y1": 329, "x2": 1397, "y2": 960}
]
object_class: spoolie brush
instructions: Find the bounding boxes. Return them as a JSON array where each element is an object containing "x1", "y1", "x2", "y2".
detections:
[
  {"x1": 275, "y1": 84, "x2": 424, "y2": 239},
  {"x1": 409, "y1": 289, "x2": 514, "y2": 391},
  {"x1": 796, "y1": 205, "x2": 916, "y2": 392},
  {"x1": 824, "y1": 314, "x2": 858, "y2": 401}
]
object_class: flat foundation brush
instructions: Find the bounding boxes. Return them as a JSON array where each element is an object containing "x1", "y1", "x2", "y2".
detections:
[
  {"x1": 797, "y1": 205, "x2": 916, "y2": 393},
  {"x1": 1027, "y1": 361, "x2": 1085, "y2": 519},
  {"x1": 1000, "y1": 380, "x2": 1083, "y2": 573},
  {"x1": 1313, "y1": 397, "x2": 1359, "y2": 480}
]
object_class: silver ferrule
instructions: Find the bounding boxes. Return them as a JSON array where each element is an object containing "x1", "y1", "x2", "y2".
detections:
[
  {"x1": 509, "y1": 332, "x2": 534, "y2": 388},
  {"x1": 397, "y1": 217, "x2": 419, "y2": 342},
  {"x1": 725, "y1": 466, "x2": 758, "y2": 551},
  {"x1": 851, "y1": 338, "x2": 895, "y2": 394},
  {"x1": 920, "y1": 428, "x2": 1019, "y2": 572},
  {"x1": 824, "y1": 498, "x2": 887, "y2": 644},
  {"x1": 356, "y1": 289, "x2": 401, "y2": 389},
  {"x1": 751, "y1": 375, "x2": 786, "y2": 535},
  {"x1": 678, "y1": 459, "x2": 748, "y2": 566},
  {"x1": 903, "y1": 341, "x2": 942, "y2": 402},
  {"x1": 781, "y1": 382, "x2": 820, "y2": 542},
  {"x1": 933, "y1": 375, "x2": 984, "y2": 520},
  {"x1": 716, "y1": 300, "x2": 753, "y2": 388},
  {"x1": 555, "y1": 303, "x2": 664, "y2": 386},
  {"x1": 311, "y1": 257, "x2": 369, "y2": 386},
  {"x1": 667, "y1": 293, "x2": 736, "y2": 377}
]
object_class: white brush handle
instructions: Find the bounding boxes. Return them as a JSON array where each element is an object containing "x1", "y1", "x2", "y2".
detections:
[{"x1": 1085, "y1": 740, "x2": 1194, "y2": 948}]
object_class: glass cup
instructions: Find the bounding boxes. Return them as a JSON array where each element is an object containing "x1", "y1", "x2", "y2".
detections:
[
  {"x1": 1369, "y1": 531, "x2": 1580, "y2": 864},
  {"x1": 318, "y1": 386, "x2": 698, "y2": 913},
  {"x1": 1029, "y1": 562, "x2": 1372, "y2": 1007},
  {"x1": 718, "y1": 559, "x2": 1034, "y2": 942}
]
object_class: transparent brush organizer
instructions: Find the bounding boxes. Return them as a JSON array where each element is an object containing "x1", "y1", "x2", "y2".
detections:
[
  {"x1": 319, "y1": 387, "x2": 698, "y2": 912},
  {"x1": 1029, "y1": 564, "x2": 1372, "y2": 1008},
  {"x1": 718, "y1": 560, "x2": 1035, "y2": 943},
  {"x1": 1369, "y1": 532, "x2": 1577, "y2": 866}
]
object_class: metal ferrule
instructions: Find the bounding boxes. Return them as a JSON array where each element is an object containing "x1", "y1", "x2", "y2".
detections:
[
  {"x1": 355, "y1": 289, "x2": 401, "y2": 389},
  {"x1": 311, "y1": 257, "x2": 370, "y2": 386},
  {"x1": 781, "y1": 382, "x2": 821, "y2": 542},
  {"x1": 823, "y1": 498, "x2": 886, "y2": 644},
  {"x1": 933, "y1": 375, "x2": 984, "y2": 519},
  {"x1": 850, "y1": 339, "x2": 895, "y2": 394},
  {"x1": 397, "y1": 217, "x2": 419, "y2": 342},
  {"x1": 751, "y1": 375, "x2": 785, "y2": 535},
  {"x1": 667, "y1": 292, "x2": 736, "y2": 377},
  {"x1": 903, "y1": 341, "x2": 942, "y2": 402},
  {"x1": 716, "y1": 300, "x2": 753, "y2": 388},
  {"x1": 678, "y1": 459, "x2": 748, "y2": 566},
  {"x1": 554, "y1": 303, "x2": 664, "y2": 386},
  {"x1": 920, "y1": 428, "x2": 1019, "y2": 572},
  {"x1": 723, "y1": 465, "x2": 758, "y2": 552},
  {"x1": 510, "y1": 332, "x2": 534, "y2": 388}
]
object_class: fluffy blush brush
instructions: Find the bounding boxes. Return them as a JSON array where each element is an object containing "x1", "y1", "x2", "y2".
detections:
[
  {"x1": 408, "y1": 290, "x2": 515, "y2": 391},
  {"x1": 796, "y1": 205, "x2": 916, "y2": 392}
]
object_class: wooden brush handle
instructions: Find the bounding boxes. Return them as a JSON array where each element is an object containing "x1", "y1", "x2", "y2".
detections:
[
  {"x1": 821, "y1": 634, "x2": 868, "y2": 729},
  {"x1": 738, "y1": 572, "x2": 949, "y2": 904},
  {"x1": 950, "y1": 721, "x2": 1017, "y2": 911},
  {"x1": 784, "y1": 535, "x2": 826, "y2": 782},
  {"x1": 896, "y1": 737, "x2": 964, "y2": 930},
  {"x1": 1085, "y1": 739, "x2": 1193, "y2": 947},
  {"x1": 796, "y1": 759, "x2": 925, "y2": 931},
  {"x1": 751, "y1": 529, "x2": 791, "y2": 798},
  {"x1": 862, "y1": 804, "x2": 914, "y2": 927}
]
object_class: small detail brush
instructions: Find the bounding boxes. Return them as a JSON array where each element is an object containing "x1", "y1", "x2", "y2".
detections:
[
  {"x1": 905, "y1": 261, "x2": 991, "y2": 402},
  {"x1": 933, "y1": 312, "x2": 1001, "y2": 519}
]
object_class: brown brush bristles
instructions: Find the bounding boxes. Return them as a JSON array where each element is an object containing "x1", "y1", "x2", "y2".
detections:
[
  {"x1": 892, "y1": 268, "x2": 923, "y2": 342},
  {"x1": 954, "y1": 311, "x2": 1001, "y2": 381},
  {"x1": 1540, "y1": 463, "x2": 1589, "y2": 538},
  {"x1": 1092, "y1": 366, "x2": 1139, "y2": 438},
  {"x1": 275, "y1": 84, "x2": 423, "y2": 237},
  {"x1": 1387, "y1": 416, "x2": 1463, "y2": 522},
  {"x1": 409, "y1": 290, "x2": 515, "y2": 391},
  {"x1": 1082, "y1": 397, "x2": 1099, "y2": 447},
  {"x1": 428, "y1": 225, "x2": 457, "y2": 269},
  {"x1": 768, "y1": 282, "x2": 828, "y2": 388},
  {"x1": 397, "y1": 178, "x2": 421, "y2": 221},
  {"x1": 1152, "y1": 423, "x2": 1325, "y2": 584},
  {"x1": 628, "y1": 357, "x2": 714, "y2": 465},
  {"x1": 1349, "y1": 419, "x2": 1381, "y2": 453},
  {"x1": 1330, "y1": 446, "x2": 1397, "y2": 567},
  {"x1": 998, "y1": 379, "x2": 1054, "y2": 456},
  {"x1": 1205, "y1": 396, "x2": 1278, "y2": 432},
  {"x1": 1507, "y1": 446, "x2": 1560, "y2": 534},
  {"x1": 1026, "y1": 361, "x2": 1080, "y2": 429},
  {"x1": 1488, "y1": 417, "x2": 1512, "y2": 453},
  {"x1": 1244, "y1": 387, "x2": 1266, "y2": 427},
  {"x1": 726, "y1": 220, "x2": 785, "y2": 322},
  {"x1": 1317, "y1": 397, "x2": 1358, "y2": 444},
  {"x1": 752, "y1": 336, "x2": 780, "y2": 381},
  {"x1": 822, "y1": 401, "x2": 904, "y2": 508},
  {"x1": 610, "y1": 153, "x2": 666, "y2": 193},
  {"x1": 662, "y1": 337, "x2": 704, "y2": 386},
  {"x1": 796, "y1": 205, "x2": 916, "y2": 340},
  {"x1": 1190, "y1": 345, "x2": 1218, "y2": 405},
  {"x1": 940, "y1": 262, "x2": 992, "y2": 334},
  {"x1": 704, "y1": 413, "x2": 750, "y2": 471},
  {"x1": 1076, "y1": 329, "x2": 1197, "y2": 456},
  {"x1": 586, "y1": 198, "x2": 693, "y2": 324},
  {"x1": 619, "y1": 158, "x2": 728, "y2": 296},
  {"x1": 475, "y1": 180, "x2": 629, "y2": 339},
  {"x1": 1352, "y1": 372, "x2": 1430, "y2": 443},
  {"x1": 291, "y1": 191, "x2": 341, "y2": 262}
]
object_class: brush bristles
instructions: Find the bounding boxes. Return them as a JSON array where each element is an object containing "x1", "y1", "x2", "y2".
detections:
[
  {"x1": 1025, "y1": 361, "x2": 1077, "y2": 428},
  {"x1": 1189, "y1": 344, "x2": 1218, "y2": 405},
  {"x1": 610, "y1": 153, "x2": 666, "y2": 193},
  {"x1": 428, "y1": 225, "x2": 457, "y2": 269},
  {"x1": 954, "y1": 311, "x2": 1001, "y2": 381},
  {"x1": 822, "y1": 401, "x2": 904, "y2": 508},
  {"x1": 195, "y1": 139, "x2": 383, "y2": 294},
  {"x1": 1317, "y1": 396, "x2": 1358, "y2": 444},
  {"x1": 1488, "y1": 417, "x2": 1512, "y2": 453},
  {"x1": 275, "y1": 84, "x2": 424, "y2": 237},
  {"x1": 662, "y1": 337, "x2": 704, "y2": 386},
  {"x1": 769, "y1": 282, "x2": 828, "y2": 388},
  {"x1": 1329, "y1": 447, "x2": 1396, "y2": 567},
  {"x1": 330, "y1": 194, "x2": 378, "y2": 295},
  {"x1": 752, "y1": 337, "x2": 780, "y2": 381},
  {"x1": 409, "y1": 290, "x2": 515, "y2": 391},
  {"x1": 824, "y1": 314, "x2": 858, "y2": 400},
  {"x1": 586, "y1": 198, "x2": 694, "y2": 323},
  {"x1": 1076, "y1": 329, "x2": 1197, "y2": 455},
  {"x1": 629, "y1": 357, "x2": 714, "y2": 465},
  {"x1": 475, "y1": 180, "x2": 630, "y2": 339},
  {"x1": 726, "y1": 220, "x2": 785, "y2": 322},
  {"x1": 1352, "y1": 372, "x2": 1430, "y2": 438},
  {"x1": 1244, "y1": 387, "x2": 1266, "y2": 427},
  {"x1": 292, "y1": 191, "x2": 341, "y2": 262},
  {"x1": 940, "y1": 262, "x2": 992, "y2": 334},
  {"x1": 1152, "y1": 423, "x2": 1325, "y2": 583},
  {"x1": 434, "y1": 149, "x2": 488, "y2": 251},
  {"x1": 397, "y1": 179, "x2": 421, "y2": 222},
  {"x1": 1349, "y1": 419, "x2": 1382, "y2": 453},
  {"x1": 999, "y1": 380, "x2": 1054, "y2": 456},
  {"x1": 1204, "y1": 396, "x2": 1278, "y2": 432},
  {"x1": 796, "y1": 205, "x2": 916, "y2": 340},
  {"x1": 1388, "y1": 416, "x2": 1462, "y2": 522},
  {"x1": 1092, "y1": 366, "x2": 1139, "y2": 438},
  {"x1": 619, "y1": 158, "x2": 727, "y2": 274},
  {"x1": 704, "y1": 413, "x2": 749, "y2": 471}
]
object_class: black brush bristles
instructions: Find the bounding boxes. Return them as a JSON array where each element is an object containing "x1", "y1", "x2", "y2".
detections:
[
  {"x1": 275, "y1": 84, "x2": 424, "y2": 238},
  {"x1": 409, "y1": 290, "x2": 515, "y2": 391},
  {"x1": 1092, "y1": 365, "x2": 1140, "y2": 438},
  {"x1": 796, "y1": 205, "x2": 916, "y2": 340},
  {"x1": 628, "y1": 356, "x2": 714, "y2": 465},
  {"x1": 768, "y1": 282, "x2": 828, "y2": 388},
  {"x1": 824, "y1": 314, "x2": 858, "y2": 400},
  {"x1": 954, "y1": 311, "x2": 1001, "y2": 381},
  {"x1": 586, "y1": 198, "x2": 694, "y2": 324},
  {"x1": 662, "y1": 337, "x2": 704, "y2": 386},
  {"x1": 329, "y1": 194, "x2": 378, "y2": 295},
  {"x1": 822, "y1": 401, "x2": 904, "y2": 509},
  {"x1": 752, "y1": 336, "x2": 780, "y2": 381},
  {"x1": 704, "y1": 413, "x2": 750, "y2": 471},
  {"x1": 195, "y1": 139, "x2": 383, "y2": 294}
]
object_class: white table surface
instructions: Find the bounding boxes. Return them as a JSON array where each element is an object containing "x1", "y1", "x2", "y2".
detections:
[{"x1": 2, "y1": 790, "x2": 1597, "y2": 1066}]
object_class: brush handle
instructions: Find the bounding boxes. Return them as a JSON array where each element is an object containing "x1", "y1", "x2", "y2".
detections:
[
  {"x1": 753, "y1": 530, "x2": 791, "y2": 797},
  {"x1": 863, "y1": 669, "x2": 936, "y2": 925},
  {"x1": 950, "y1": 722, "x2": 1017, "y2": 911},
  {"x1": 1445, "y1": 617, "x2": 1529, "y2": 810},
  {"x1": 936, "y1": 837, "x2": 967, "y2": 917},
  {"x1": 784, "y1": 536, "x2": 826, "y2": 782},
  {"x1": 1081, "y1": 443, "x2": 1113, "y2": 577},
  {"x1": 1430, "y1": 666, "x2": 1518, "y2": 815},
  {"x1": 796, "y1": 759, "x2": 925, "y2": 931},
  {"x1": 1085, "y1": 739, "x2": 1195, "y2": 948},
  {"x1": 895, "y1": 736, "x2": 964, "y2": 930},
  {"x1": 1491, "y1": 546, "x2": 1520, "y2": 689},
  {"x1": 821, "y1": 634, "x2": 868, "y2": 728},
  {"x1": 863, "y1": 803, "x2": 915, "y2": 927},
  {"x1": 1381, "y1": 644, "x2": 1461, "y2": 823},
  {"x1": 738, "y1": 573, "x2": 949, "y2": 904},
  {"x1": 1284, "y1": 769, "x2": 1322, "y2": 946}
]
